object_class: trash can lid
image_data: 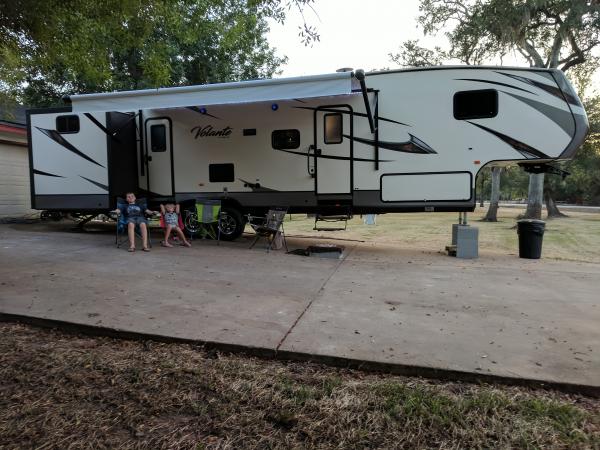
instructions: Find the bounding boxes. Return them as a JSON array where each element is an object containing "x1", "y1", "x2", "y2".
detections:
[{"x1": 517, "y1": 219, "x2": 545, "y2": 224}]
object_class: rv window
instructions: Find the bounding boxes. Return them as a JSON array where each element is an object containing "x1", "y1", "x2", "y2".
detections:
[
  {"x1": 56, "y1": 115, "x2": 80, "y2": 133},
  {"x1": 209, "y1": 163, "x2": 234, "y2": 182},
  {"x1": 324, "y1": 113, "x2": 343, "y2": 144},
  {"x1": 150, "y1": 124, "x2": 167, "y2": 152},
  {"x1": 272, "y1": 129, "x2": 300, "y2": 150},
  {"x1": 453, "y1": 89, "x2": 498, "y2": 120}
]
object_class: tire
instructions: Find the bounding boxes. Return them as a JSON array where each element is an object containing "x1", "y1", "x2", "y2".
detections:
[{"x1": 218, "y1": 206, "x2": 245, "y2": 241}]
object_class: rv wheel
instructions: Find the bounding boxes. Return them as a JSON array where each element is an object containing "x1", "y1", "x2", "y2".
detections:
[{"x1": 218, "y1": 207, "x2": 244, "y2": 241}]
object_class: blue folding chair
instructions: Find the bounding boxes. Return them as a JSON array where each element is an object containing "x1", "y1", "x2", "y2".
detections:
[{"x1": 113, "y1": 197, "x2": 153, "y2": 248}]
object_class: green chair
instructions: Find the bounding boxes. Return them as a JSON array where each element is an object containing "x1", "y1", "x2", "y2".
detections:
[{"x1": 184, "y1": 199, "x2": 222, "y2": 244}]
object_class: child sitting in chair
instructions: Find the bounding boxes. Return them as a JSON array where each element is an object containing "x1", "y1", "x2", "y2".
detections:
[
  {"x1": 160, "y1": 203, "x2": 191, "y2": 248},
  {"x1": 113, "y1": 192, "x2": 159, "y2": 252}
]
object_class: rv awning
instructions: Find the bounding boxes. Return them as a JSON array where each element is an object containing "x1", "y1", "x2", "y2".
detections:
[{"x1": 69, "y1": 72, "x2": 355, "y2": 113}]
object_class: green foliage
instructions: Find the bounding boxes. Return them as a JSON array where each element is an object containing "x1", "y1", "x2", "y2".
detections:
[
  {"x1": 0, "y1": 0, "x2": 299, "y2": 107},
  {"x1": 391, "y1": 0, "x2": 600, "y2": 73},
  {"x1": 552, "y1": 96, "x2": 600, "y2": 204}
]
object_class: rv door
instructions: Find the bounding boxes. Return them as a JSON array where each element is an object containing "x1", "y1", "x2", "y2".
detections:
[
  {"x1": 315, "y1": 107, "x2": 352, "y2": 195},
  {"x1": 144, "y1": 117, "x2": 173, "y2": 197}
]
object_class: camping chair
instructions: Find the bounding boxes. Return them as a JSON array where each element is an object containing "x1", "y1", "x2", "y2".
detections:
[
  {"x1": 159, "y1": 210, "x2": 185, "y2": 245},
  {"x1": 113, "y1": 197, "x2": 153, "y2": 248},
  {"x1": 248, "y1": 207, "x2": 288, "y2": 252},
  {"x1": 184, "y1": 199, "x2": 223, "y2": 245}
]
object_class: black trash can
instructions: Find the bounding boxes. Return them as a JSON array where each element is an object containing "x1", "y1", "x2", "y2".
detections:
[{"x1": 517, "y1": 219, "x2": 545, "y2": 259}]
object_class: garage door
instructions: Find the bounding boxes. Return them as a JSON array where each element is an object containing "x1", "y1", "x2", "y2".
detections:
[{"x1": 0, "y1": 143, "x2": 34, "y2": 218}]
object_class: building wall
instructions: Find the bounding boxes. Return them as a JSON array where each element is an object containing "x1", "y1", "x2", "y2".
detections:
[{"x1": 0, "y1": 131, "x2": 34, "y2": 218}]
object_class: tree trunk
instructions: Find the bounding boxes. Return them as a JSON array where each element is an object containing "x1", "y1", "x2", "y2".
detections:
[
  {"x1": 523, "y1": 173, "x2": 544, "y2": 219},
  {"x1": 544, "y1": 190, "x2": 567, "y2": 218},
  {"x1": 482, "y1": 167, "x2": 501, "y2": 221}
]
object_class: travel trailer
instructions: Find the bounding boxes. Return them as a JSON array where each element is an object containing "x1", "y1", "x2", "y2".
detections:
[{"x1": 27, "y1": 67, "x2": 588, "y2": 239}]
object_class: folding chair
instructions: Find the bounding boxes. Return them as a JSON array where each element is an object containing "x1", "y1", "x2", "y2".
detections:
[
  {"x1": 248, "y1": 207, "x2": 288, "y2": 252},
  {"x1": 159, "y1": 210, "x2": 185, "y2": 245},
  {"x1": 113, "y1": 197, "x2": 153, "y2": 248},
  {"x1": 184, "y1": 199, "x2": 222, "y2": 245}
]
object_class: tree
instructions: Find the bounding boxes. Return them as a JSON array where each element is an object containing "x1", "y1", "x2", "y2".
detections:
[
  {"x1": 0, "y1": 0, "x2": 316, "y2": 107},
  {"x1": 482, "y1": 167, "x2": 502, "y2": 221},
  {"x1": 390, "y1": 0, "x2": 600, "y2": 219}
]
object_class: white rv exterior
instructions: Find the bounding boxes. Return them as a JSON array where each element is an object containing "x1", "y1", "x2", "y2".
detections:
[{"x1": 27, "y1": 67, "x2": 588, "y2": 239}]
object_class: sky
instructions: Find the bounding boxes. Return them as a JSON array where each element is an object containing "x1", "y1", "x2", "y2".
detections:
[
  {"x1": 266, "y1": 0, "x2": 599, "y2": 92},
  {"x1": 267, "y1": 0, "x2": 426, "y2": 77}
]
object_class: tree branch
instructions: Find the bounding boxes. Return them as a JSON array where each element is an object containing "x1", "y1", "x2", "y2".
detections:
[
  {"x1": 520, "y1": 40, "x2": 545, "y2": 67},
  {"x1": 546, "y1": 16, "x2": 564, "y2": 68}
]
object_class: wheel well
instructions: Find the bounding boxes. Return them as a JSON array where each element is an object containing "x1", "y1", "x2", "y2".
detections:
[{"x1": 220, "y1": 198, "x2": 245, "y2": 214}]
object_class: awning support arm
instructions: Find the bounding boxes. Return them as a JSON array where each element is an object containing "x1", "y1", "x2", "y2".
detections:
[{"x1": 355, "y1": 69, "x2": 375, "y2": 134}]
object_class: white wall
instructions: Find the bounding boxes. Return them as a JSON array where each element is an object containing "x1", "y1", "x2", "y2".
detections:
[{"x1": 0, "y1": 133, "x2": 34, "y2": 218}]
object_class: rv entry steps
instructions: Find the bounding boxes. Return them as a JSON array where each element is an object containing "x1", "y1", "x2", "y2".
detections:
[{"x1": 313, "y1": 214, "x2": 351, "y2": 231}]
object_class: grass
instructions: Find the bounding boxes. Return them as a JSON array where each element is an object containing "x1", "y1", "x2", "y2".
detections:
[
  {"x1": 282, "y1": 206, "x2": 600, "y2": 263},
  {"x1": 1, "y1": 323, "x2": 598, "y2": 449}
]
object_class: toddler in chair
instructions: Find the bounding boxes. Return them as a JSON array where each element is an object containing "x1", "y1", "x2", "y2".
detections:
[{"x1": 160, "y1": 203, "x2": 191, "y2": 248}]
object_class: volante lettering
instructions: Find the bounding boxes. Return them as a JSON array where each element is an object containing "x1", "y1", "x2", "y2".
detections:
[{"x1": 191, "y1": 125, "x2": 233, "y2": 139}]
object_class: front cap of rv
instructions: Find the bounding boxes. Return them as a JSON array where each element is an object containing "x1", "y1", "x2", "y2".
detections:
[{"x1": 552, "y1": 69, "x2": 589, "y2": 160}]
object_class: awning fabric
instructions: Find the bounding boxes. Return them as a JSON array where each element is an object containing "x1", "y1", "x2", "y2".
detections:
[{"x1": 69, "y1": 72, "x2": 354, "y2": 113}]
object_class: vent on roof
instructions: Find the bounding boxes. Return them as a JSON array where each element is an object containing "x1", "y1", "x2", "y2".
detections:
[{"x1": 336, "y1": 67, "x2": 353, "y2": 73}]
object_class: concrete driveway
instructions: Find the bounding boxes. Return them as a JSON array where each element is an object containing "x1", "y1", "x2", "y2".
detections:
[{"x1": 1, "y1": 222, "x2": 598, "y2": 394}]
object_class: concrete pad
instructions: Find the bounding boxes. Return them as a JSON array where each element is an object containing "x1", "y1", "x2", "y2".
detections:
[
  {"x1": 1, "y1": 222, "x2": 599, "y2": 393},
  {"x1": 280, "y1": 245, "x2": 600, "y2": 387},
  {"x1": 0, "y1": 224, "x2": 338, "y2": 350}
]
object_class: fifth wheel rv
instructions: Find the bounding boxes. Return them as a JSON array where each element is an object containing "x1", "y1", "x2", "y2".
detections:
[{"x1": 27, "y1": 67, "x2": 588, "y2": 239}]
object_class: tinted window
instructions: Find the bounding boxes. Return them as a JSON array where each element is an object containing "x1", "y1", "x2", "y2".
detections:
[
  {"x1": 272, "y1": 129, "x2": 300, "y2": 150},
  {"x1": 209, "y1": 163, "x2": 234, "y2": 182},
  {"x1": 324, "y1": 113, "x2": 343, "y2": 144},
  {"x1": 56, "y1": 115, "x2": 80, "y2": 133},
  {"x1": 150, "y1": 124, "x2": 166, "y2": 152},
  {"x1": 453, "y1": 89, "x2": 498, "y2": 120}
]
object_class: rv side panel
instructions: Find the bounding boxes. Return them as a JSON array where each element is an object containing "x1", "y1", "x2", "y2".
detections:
[{"x1": 28, "y1": 110, "x2": 110, "y2": 210}]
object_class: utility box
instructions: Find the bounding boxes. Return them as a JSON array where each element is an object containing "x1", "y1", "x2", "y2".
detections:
[{"x1": 450, "y1": 224, "x2": 479, "y2": 259}]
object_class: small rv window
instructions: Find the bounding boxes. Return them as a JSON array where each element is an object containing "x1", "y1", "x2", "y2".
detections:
[
  {"x1": 209, "y1": 163, "x2": 234, "y2": 182},
  {"x1": 272, "y1": 129, "x2": 300, "y2": 150},
  {"x1": 453, "y1": 89, "x2": 498, "y2": 120},
  {"x1": 56, "y1": 115, "x2": 80, "y2": 133},
  {"x1": 150, "y1": 124, "x2": 167, "y2": 152},
  {"x1": 324, "y1": 113, "x2": 343, "y2": 144}
]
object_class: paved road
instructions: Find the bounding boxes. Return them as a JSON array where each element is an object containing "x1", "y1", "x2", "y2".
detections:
[{"x1": 1, "y1": 223, "x2": 598, "y2": 393}]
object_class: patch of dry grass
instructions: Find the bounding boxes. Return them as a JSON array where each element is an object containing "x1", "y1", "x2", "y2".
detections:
[
  {"x1": 1, "y1": 323, "x2": 598, "y2": 449},
  {"x1": 282, "y1": 207, "x2": 600, "y2": 263}
]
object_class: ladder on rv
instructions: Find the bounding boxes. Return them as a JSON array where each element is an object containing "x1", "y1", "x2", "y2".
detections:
[{"x1": 313, "y1": 213, "x2": 352, "y2": 231}]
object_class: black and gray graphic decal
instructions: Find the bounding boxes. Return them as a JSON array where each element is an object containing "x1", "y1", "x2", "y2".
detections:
[
  {"x1": 344, "y1": 133, "x2": 437, "y2": 154},
  {"x1": 85, "y1": 112, "x2": 137, "y2": 141},
  {"x1": 238, "y1": 178, "x2": 278, "y2": 192},
  {"x1": 496, "y1": 72, "x2": 581, "y2": 106},
  {"x1": 84, "y1": 113, "x2": 118, "y2": 141},
  {"x1": 79, "y1": 175, "x2": 109, "y2": 192},
  {"x1": 467, "y1": 122, "x2": 550, "y2": 159},
  {"x1": 186, "y1": 106, "x2": 222, "y2": 120},
  {"x1": 502, "y1": 92, "x2": 575, "y2": 136},
  {"x1": 33, "y1": 169, "x2": 65, "y2": 178},
  {"x1": 35, "y1": 127, "x2": 105, "y2": 168},
  {"x1": 454, "y1": 78, "x2": 536, "y2": 95}
]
